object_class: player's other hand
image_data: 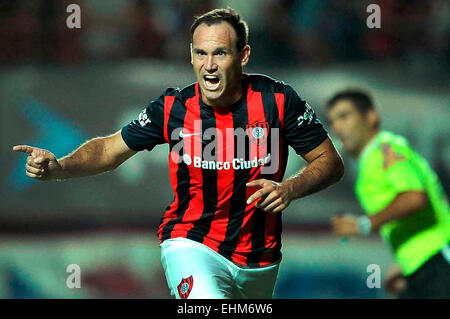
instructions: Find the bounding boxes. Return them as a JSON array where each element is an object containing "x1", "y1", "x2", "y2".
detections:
[
  {"x1": 246, "y1": 179, "x2": 292, "y2": 213},
  {"x1": 12, "y1": 145, "x2": 61, "y2": 181},
  {"x1": 384, "y1": 264, "x2": 407, "y2": 297},
  {"x1": 331, "y1": 214, "x2": 360, "y2": 237}
]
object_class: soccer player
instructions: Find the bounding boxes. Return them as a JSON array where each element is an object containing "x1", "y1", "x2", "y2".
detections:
[
  {"x1": 13, "y1": 8, "x2": 344, "y2": 299},
  {"x1": 327, "y1": 90, "x2": 450, "y2": 298}
]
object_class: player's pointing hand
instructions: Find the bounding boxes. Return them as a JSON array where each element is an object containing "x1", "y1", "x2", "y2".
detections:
[
  {"x1": 12, "y1": 145, "x2": 61, "y2": 181},
  {"x1": 246, "y1": 179, "x2": 293, "y2": 213}
]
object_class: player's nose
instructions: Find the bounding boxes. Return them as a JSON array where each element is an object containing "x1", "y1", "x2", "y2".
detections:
[{"x1": 204, "y1": 55, "x2": 217, "y2": 72}]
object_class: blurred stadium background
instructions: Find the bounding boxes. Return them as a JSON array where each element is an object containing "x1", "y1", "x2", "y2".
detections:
[{"x1": 0, "y1": 0, "x2": 448, "y2": 298}]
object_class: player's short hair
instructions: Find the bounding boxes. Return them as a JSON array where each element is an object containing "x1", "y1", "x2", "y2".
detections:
[
  {"x1": 190, "y1": 7, "x2": 249, "y2": 52},
  {"x1": 327, "y1": 89, "x2": 380, "y2": 129}
]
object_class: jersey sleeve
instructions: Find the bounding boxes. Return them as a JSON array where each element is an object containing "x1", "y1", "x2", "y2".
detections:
[
  {"x1": 121, "y1": 94, "x2": 166, "y2": 152},
  {"x1": 382, "y1": 143, "x2": 426, "y2": 194},
  {"x1": 283, "y1": 85, "x2": 328, "y2": 155}
]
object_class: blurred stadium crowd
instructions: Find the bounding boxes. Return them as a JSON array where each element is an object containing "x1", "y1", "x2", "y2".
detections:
[{"x1": 1, "y1": 0, "x2": 449, "y2": 67}]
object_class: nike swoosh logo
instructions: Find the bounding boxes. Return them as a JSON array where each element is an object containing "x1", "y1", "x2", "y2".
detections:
[{"x1": 179, "y1": 131, "x2": 202, "y2": 138}]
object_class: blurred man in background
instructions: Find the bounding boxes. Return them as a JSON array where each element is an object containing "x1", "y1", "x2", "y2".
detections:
[
  {"x1": 327, "y1": 90, "x2": 450, "y2": 298},
  {"x1": 12, "y1": 8, "x2": 344, "y2": 299}
]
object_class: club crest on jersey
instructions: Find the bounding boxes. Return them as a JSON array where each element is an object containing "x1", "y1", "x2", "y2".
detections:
[
  {"x1": 177, "y1": 275, "x2": 193, "y2": 299},
  {"x1": 246, "y1": 121, "x2": 269, "y2": 145}
]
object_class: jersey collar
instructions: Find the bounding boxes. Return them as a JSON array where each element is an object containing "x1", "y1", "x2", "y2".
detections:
[
  {"x1": 358, "y1": 131, "x2": 384, "y2": 162},
  {"x1": 198, "y1": 74, "x2": 249, "y2": 113}
]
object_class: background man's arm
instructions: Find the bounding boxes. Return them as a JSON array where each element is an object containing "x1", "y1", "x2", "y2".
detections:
[
  {"x1": 332, "y1": 191, "x2": 429, "y2": 236},
  {"x1": 13, "y1": 130, "x2": 137, "y2": 180},
  {"x1": 369, "y1": 191, "x2": 428, "y2": 230}
]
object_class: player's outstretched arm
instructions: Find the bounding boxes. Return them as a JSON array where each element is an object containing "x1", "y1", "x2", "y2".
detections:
[{"x1": 13, "y1": 130, "x2": 137, "y2": 181}]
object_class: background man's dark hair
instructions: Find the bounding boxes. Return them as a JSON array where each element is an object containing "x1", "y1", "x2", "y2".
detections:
[
  {"x1": 327, "y1": 89, "x2": 380, "y2": 129},
  {"x1": 190, "y1": 8, "x2": 249, "y2": 52}
]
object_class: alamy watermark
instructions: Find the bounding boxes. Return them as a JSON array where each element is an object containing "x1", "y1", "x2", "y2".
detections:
[
  {"x1": 66, "y1": 264, "x2": 81, "y2": 288},
  {"x1": 66, "y1": 4, "x2": 81, "y2": 29},
  {"x1": 366, "y1": 264, "x2": 381, "y2": 288},
  {"x1": 366, "y1": 4, "x2": 381, "y2": 29}
]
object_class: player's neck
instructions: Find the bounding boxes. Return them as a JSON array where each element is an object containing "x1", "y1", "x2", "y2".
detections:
[{"x1": 356, "y1": 130, "x2": 379, "y2": 159}]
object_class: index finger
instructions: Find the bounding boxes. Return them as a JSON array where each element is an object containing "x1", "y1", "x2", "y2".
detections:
[
  {"x1": 13, "y1": 145, "x2": 35, "y2": 154},
  {"x1": 247, "y1": 187, "x2": 271, "y2": 205},
  {"x1": 246, "y1": 179, "x2": 266, "y2": 188}
]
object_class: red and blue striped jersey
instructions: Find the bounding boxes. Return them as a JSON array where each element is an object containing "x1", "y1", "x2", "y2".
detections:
[{"x1": 121, "y1": 73, "x2": 328, "y2": 267}]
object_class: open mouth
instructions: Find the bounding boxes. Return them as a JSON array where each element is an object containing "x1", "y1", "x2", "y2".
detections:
[{"x1": 203, "y1": 75, "x2": 220, "y2": 91}]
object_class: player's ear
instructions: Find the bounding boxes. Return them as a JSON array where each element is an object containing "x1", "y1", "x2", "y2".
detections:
[
  {"x1": 240, "y1": 45, "x2": 251, "y2": 67},
  {"x1": 367, "y1": 109, "x2": 379, "y2": 131},
  {"x1": 190, "y1": 43, "x2": 193, "y2": 65}
]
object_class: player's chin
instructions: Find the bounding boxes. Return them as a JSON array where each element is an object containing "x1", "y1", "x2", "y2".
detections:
[{"x1": 202, "y1": 89, "x2": 224, "y2": 103}]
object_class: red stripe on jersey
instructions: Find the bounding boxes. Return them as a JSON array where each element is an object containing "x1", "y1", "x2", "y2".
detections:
[
  {"x1": 274, "y1": 93, "x2": 284, "y2": 130},
  {"x1": 259, "y1": 92, "x2": 286, "y2": 265},
  {"x1": 231, "y1": 85, "x2": 268, "y2": 264},
  {"x1": 163, "y1": 95, "x2": 176, "y2": 143},
  {"x1": 170, "y1": 86, "x2": 205, "y2": 238},
  {"x1": 202, "y1": 107, "x2": 235, "y2": 252}
]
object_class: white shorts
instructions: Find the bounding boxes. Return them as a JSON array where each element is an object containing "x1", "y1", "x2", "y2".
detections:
[{"x1": 160, "y1": 237, "x2": 280, "y2": 299}]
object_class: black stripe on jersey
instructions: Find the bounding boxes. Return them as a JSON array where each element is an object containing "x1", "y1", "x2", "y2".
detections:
[
  {"x1": 186, "y1": 107, "x2": 218, "y2": 243},
  {"x1": 245, "y1": 207, "x2": 267, "y2": 267},
  {"x1": 161, "y1": 100, "x2": 191, "y2": 241},
  {"x1": 245, "y1": 91, "x2": 275, "y2": 266},
  {"x1": 267, "y1": 91, "x2": 287, "y2": 264},
  {"x1": 268, "y1": 90, "x2": 286, "y2": 264},
  {"x1": 270, "y1": 148, "x2": 287, "y2": 263},
  {"x1": 271, "y1": 141, "x2": 289, "y2": 263},
  {"x1": 246, "y1": 73, "x2": 286, "y2": 93},
  {"x1": 217, "y1": 106, "x2": 251, "y2": 259},
  {"x1": 273, "y1": 211, "x2": 283, "y2": 262}
]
